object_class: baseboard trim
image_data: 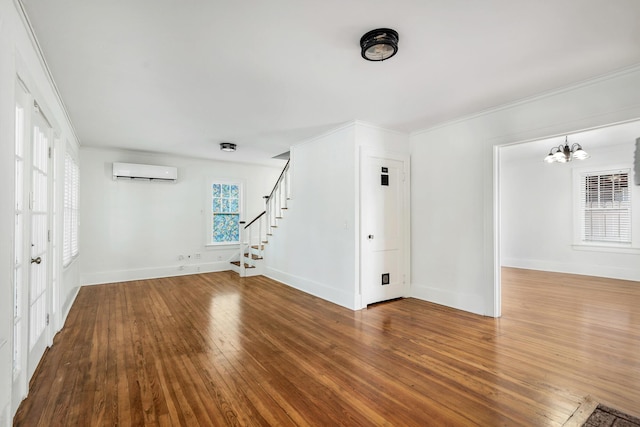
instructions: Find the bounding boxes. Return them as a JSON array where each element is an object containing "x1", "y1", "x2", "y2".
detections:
[
  {"x1": 501, "y1": 258, "x2": 640, "y2": 282},
  {"x1": 410, "y1": 284, "x2": 488, "y2": 316},
  {"x1": 264, "y1": 267, "x2": 358, "y2": 310},
  {"x1": 80, "y1": 262, "x2": 232, "y2": 285}
]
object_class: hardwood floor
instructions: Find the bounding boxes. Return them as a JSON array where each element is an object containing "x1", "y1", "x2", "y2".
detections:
[{"x1": 14, "y1": 268, "x2": 640, "y2": 426}]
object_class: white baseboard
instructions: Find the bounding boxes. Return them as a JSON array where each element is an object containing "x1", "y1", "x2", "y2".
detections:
[
  {"x1": 80, "y1": 261, "x2": 232, "y2": 285},
  {"x1": 501, "y1": 258, "x2": 640, "y2": 281},
  {"x1": 59, "y1": 286, "x2": 80, "y2": 329},
  {"x1": 410, "y1": 284, "x2": 488, "y2": 316},
  {"x1": 265, "y1": 267, "x2": 358, "y2": 310}
]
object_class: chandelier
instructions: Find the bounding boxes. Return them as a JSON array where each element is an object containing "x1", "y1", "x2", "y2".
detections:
[{"x1": 544, "y1": 136, "x2": 590, "y2": 163}]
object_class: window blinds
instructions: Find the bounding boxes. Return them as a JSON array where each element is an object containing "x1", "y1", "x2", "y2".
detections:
[
  {"x1": 63, "y1": 153, "x2": 79, "y2": 265},
  {"x1": 580, "y1": 170, "x2": 631, "y2": 243}
]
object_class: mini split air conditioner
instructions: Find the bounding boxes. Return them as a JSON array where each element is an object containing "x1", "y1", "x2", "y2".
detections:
[{"x1": 112, "y1": 162, "x2": 178, "y2": 182}]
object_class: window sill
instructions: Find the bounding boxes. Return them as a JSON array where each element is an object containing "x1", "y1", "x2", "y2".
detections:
[
  {"x1": 572, "y1": 243, "x2": 640, "y2": 255},
  {"x1": 205, "y1": 242, "x2": 240, "y2": 249},
  {"x1": 63, "y1": 254, "x2": 79, "y2": 271}
]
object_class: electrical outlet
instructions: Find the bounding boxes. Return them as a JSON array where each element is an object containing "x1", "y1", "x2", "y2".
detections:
[
  {"x1": 177, "y1": 255, "x2": 184, "y2": 261},
  {"x1": 194, "y1": 253, "x2": 201, "y2": 259}
]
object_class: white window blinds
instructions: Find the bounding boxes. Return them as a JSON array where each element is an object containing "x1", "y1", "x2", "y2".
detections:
[
  {"x1": 63, "y1": 152, "x2": 79, "y2": 265},
  {"x1": 580, "y1": 169, "x2": 631, "y2": 243}
]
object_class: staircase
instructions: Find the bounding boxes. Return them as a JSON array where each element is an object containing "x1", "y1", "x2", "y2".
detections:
[{"x1": 230, "y1": 159, "x2": 290, "y2": 277}]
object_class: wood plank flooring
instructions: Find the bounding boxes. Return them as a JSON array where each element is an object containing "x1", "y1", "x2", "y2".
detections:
[{"x1": 14, "y1": 268, "x2": 640, "y2": 426}]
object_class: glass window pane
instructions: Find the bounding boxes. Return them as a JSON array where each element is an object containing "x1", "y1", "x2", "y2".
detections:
[
  {"x1": 212, "y1": 184, "x2": 221, "y2": 198},
  {"x1": 229, "y1": 184, "x2": 239, "y2": 198},
  {"x1": 229, "y1": 198, "x2": 239, "y2": 213},
  {"x1": 213, "y1": 213, "x2": 239, "y2": 242},
  {"x1": 221, "y1": 198, "x2": 230, "y2": 213}
]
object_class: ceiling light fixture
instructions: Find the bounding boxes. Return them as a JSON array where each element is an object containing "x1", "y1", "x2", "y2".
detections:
[
  {"x1": 360, "y1": 28, "x2": 399, "y2": 61},
  {"x1": 544, "y1": 136, "x2": 590, "y2": 163},
  {"x1": 220, "y1": 142, "x2": 236, "y2": 152}
]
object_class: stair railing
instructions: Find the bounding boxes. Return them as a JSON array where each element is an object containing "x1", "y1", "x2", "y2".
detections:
[{"x1": 236, "y1": 159, "x2": 290, "y2": 276}]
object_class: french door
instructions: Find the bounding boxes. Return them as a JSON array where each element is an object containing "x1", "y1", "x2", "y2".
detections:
[
  {"x1": 28, "y1": 105, "x2": 52, "y2": 378},
  {"x1": 13, "y1": 81, "x2": 53, "y2": 410}
]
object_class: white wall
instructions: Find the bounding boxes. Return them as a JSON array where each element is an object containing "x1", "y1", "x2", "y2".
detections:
[
  {"x1": 410, "y1": 66, "x2": 640, "y2": 317},
  {"x1": 0, "y1": 0, "x2": 80, "y2": 423},
  {"x1": 501, "y1": 126, "x2": 640, "y2": 280},
  {"x1": 265, "y1": 124, "x2": 359, "y2": 308},
  {"x1": 264, "y1": 121, "x2": 410, "y2": 310},
  {"x1": 79, "y1": 147, "x2": 282, "y2": 285}
]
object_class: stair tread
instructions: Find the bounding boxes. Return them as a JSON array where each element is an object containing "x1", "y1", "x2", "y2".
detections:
[
  {"x1": 244, "y1": 253, "x2": 263, "y2": 260},
  {"x1": 230, "y1": 261, "x2": 256, "y2": 268}
]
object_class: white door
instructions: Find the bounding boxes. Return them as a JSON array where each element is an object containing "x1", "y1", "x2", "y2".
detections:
[
  {"x1": 360, "y1": 153, "x2": 408, "y2": 306},
  {"x1": 13, "y1": 82, "x2": 29, "y2": 410},
  {"x1": 11, "y1": 86, "x2": 52, "y2": 407},
  {"x1": 27, "y1": 104, "x2": 52, "y2": 380}
]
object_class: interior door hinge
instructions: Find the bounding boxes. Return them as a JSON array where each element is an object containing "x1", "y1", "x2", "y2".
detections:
[
  {"x1": 48, "y1": 229, "x2": 51, "y2": 242},
  {"x1": 48, "y1": 147, "x2": 52, "y2": 159},
  {"x1": 46, "y1": 313, "x2": 50, "y2": 326}
]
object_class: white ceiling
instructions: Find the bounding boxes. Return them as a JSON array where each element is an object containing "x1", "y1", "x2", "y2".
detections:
[
  {"x1": 20, "y1": 0, "x2": 640, "y2": 166},
  {"x1": 500, "y1": 119, "x2": 640, "y2": 162}
]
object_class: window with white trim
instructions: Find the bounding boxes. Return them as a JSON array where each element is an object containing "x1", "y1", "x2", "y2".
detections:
[
  {"x1": 63, "y1": 152, "x2": 79, "y2": 265},
  {"x1": 208, "y1": 181, "x2": 242, "y2": 244},
  {"x1": 579, "y1": 169, "x2": 631, "y2": 244}
]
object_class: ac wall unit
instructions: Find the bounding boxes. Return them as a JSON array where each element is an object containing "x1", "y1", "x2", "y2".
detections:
[{"x1": 112, "y1": 162, "x2": 178, "y2": 182}]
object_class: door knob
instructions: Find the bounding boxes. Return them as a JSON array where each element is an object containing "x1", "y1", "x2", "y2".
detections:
[
  {"x1": 368, "y1": 235, "x2": 374, "y2": 239},
  {"x1": 31, "y1": 256, "x2": 42, "y2": 264}
]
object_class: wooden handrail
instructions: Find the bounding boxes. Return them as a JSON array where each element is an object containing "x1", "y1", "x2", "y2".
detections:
[
  {"x1": 244, "y1": 210, "x2": 265, "y2": 229},
  {"x1": 266, "y1": 159, "x2": 290, "y2": 202}
]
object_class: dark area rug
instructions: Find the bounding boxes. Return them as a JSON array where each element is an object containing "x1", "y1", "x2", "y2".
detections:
[{"x1": 582, "y1": 404, "x2": 640, "y2": 427}]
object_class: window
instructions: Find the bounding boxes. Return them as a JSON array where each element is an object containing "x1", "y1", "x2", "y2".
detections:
[
  {"x1": 210, "y1": 182, "x2": 241, "y2": 244},
  {"x1": 580, "y1": 169, "x2": 631, "y2": 244},
  {"x1": 63, "y1": 152, "x2": 79, "y2": 265}
]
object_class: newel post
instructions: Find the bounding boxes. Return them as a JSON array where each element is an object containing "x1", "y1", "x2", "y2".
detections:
[{"x1": 239, "y1": 220, "x2": 246, "y2": 277}]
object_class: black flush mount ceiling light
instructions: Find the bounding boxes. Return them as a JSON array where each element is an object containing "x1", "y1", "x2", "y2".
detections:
[
  {"x1": 544, "y1": 136, "x2": 590, "y2": 163},
  {"x1": 220, "y1": 142, "x2": 236, "y2": 152},
  {"x1": 360, "y1": 28, "x2": 399, "y2": 61}
]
